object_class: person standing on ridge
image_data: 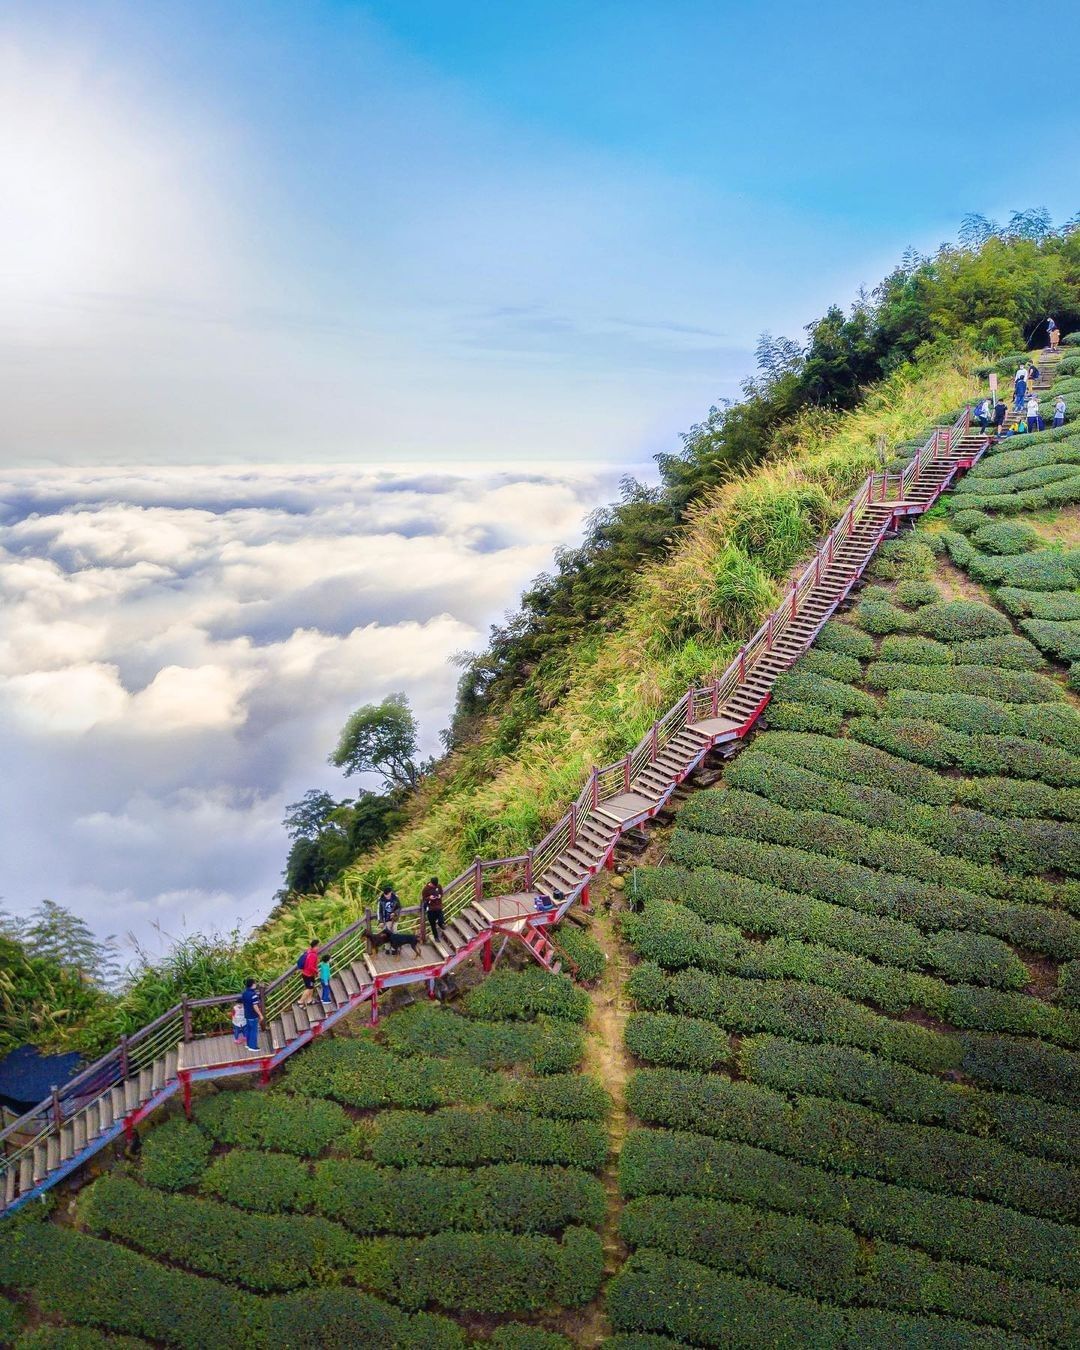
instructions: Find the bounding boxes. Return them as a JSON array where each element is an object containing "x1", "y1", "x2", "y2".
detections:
[
  {"x1": 240, "y1": 978, "x2": 265, "y2": 1053},
  {"x1": 297, "y1": 938, "x2": 320, "y2": 1006},
  {"x1": 993, "y1": 398, "x2": 1008, "y2": 437},
  {"x1": 1053, "y1": 395, "x2": 1066, "y2": 428},
  {"x1": 1047, "y1": 316, "x2": 1056, "y2": 347},
  {"x1": 422, "y1": 877, "x2": 446, "y2": 943},
  {"x1": 1027, "y1": 394, "x2": 1041, "y2": 433},
  {"x1": 378, "y1": 884, "x2": 401, "y2": 935},
  {"x1": 1014, "y1": 365, "x2": 1027, "y2": 411},
  {"x1": 1051, "y1": 325, "x2": 1061, "y2": 351}
]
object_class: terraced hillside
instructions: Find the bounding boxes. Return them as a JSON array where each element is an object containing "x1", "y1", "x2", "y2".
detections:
[
  {"x1": 0, "y1": 967, "x2": 608, "y2": 1349},
  {"x1": 610, "y1": 363, "x2": 1080, "y2": 1346}
]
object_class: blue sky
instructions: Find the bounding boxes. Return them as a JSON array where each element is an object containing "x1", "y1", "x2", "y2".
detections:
[{"x1": 2, "y1": 0, "x2": 1079, "y2": 468}]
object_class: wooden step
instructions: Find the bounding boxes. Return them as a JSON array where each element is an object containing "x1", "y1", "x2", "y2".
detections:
[
  {"x1": 281, "y1": 1008, "x2": 298, "y2": 1040},
  {"x1": 20, "y1": 1153, "x2": 34, "y2": 1194},
  {"x1": 98, "y1": 1093, "x2": 114, "y2": 1131},
  {"x1": 330, "y1": 975, "x2": 349, "y2": 1004},
  {"x1": 164, "y1": 1049, "x2": 179, "y2": 1081},
  {"x1": 269, "y1": 1018, "x2": 285, "y2": 1052},
  {"x1": 60, "y1": 1122, "x2": 73, "y2": 1163}
]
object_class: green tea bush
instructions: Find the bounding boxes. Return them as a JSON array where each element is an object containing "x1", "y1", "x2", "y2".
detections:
[
  {"x1": 200, "y1": 1149, "x2": 312, "y2": 1213},
  {"x1": 863, "y1": 660, "x2": 1062, "y2": 703},
  {"x1": 624, "y1": 963, "x2": 956, "y2": 1073},
  {"x1": 139, "y1": 1117, "x2": 212, "y2": 1191},
  {"x1": 367, "y1": 1108, "x2": 608, "y2": 1170},
  {"x1": 812, "y1": 620, "x2": 876, "y2": 659},
  {"x1": 951, "y1": 508, "x2": 993, "y2": 533},
  {"x1": 607, "y1": 1250, "x2": 1013, "y2": 1349},
  {"x1": 461, "y1": 967, "x2": 589, "y2": 1023},
  {"x1": 382, "y1": 1003, "x2": 583, "y2": 1074},
  {"x1": 954, "y1": 774, "x2": 1080, "y2": 823},
  {"x1": 283, "y1": 1037, "x2": 498, "y2": 1110},
  {"x1": 999, "y1": 587, "x2": 1080, "y2": 620},
  {"x1": 626, "y1": 1069, "x2": 1078, "y2": 1220},
  {"x1": 946, "y1": 475, "x2": 1080, "y2": 515},
  {"x1": 879, "y1": 634, "x2": 952, "y2": 664},
  {"x1": 194, "y1": 1089, "x2": 349, "y2": 1156},
  {"x1": 874, "y1": 535, "x2": 936, "y2": 580},
  {"x1": 915, "y1": 600, "x2": 1012, "y2": 642},
  {"x1": 877, "y1": 689, "x2": 1080, "y2": 751},
  {"x1": 951, "y1": 634, "x2": 1046, "y2": 668},
  {"x1": 79, "y1": 1175, "x2": 356, "y2": 1292},
  {"x1": 757, "y1": 728, "x2": 951, "y2": 803},
  {"x1": 971, "y1": 520, "x2": 1042, "y2": 555},
  {"x1": 969, "y1": 443, "x2": 1080, "y2": 480},
  {"x1": 636, "y1": 863, "x2": 1027, "y2": 989},
  {"x1": 489, "y1": 1327, "x2": 574, "y2": 1350},
  {"x1": 894, "y1": 579, "x2": 941, "y2": 606},
  {"x1": 508, "y1": 1073, "x2": 610, "y2": 1120},
  {"x1": 1060, "y1": 961, "x2": 1080, "y2": 1009},
  {"x1": 1022, "y1": 618, "x2": 1080, "y2": 663},
  {"x1": 618, "y1": 1194, "x2": 1073, "y2": 1339},
  {"x1": 769, "y1": 669, "x2": 878, "y2": 714},
  {"x1": 761, "y1": 700, "x2": 844, "y2": 734},
  {"x1": 0, "y1": 1294, "x2": 22, "y2": 1343},
  {"x1": 679, "y1": 833, "x2": 1080, "y2": 959},
  {"x1": 550, "y1": 924, "x2": 606, "y2": 983},
  {"x1": 354, "y1": 1227, "x2": 602, "y2": 1313},
  {"x1": 725, "y1": 749, "x2": 1079, "y2": 879},
  {"x1": 619, "y1": 1128, "x2": 1080, "y2": 1285},
  {"x1": 853, "y1": 599, "x2": 914, "y2": 633},
  {"x1": 796, "y1": 648, "x2": 863, "y2": 683},
  {"x1": 625, "y1": 1011, "x2": 732, "y2": 1069},
  {"x1": 270, "y1": 1290, "x2": 465, "y2": 1350},
  {"x1": 958, "y1": 1032, "x2": 1080, "y2": 1107},
  {"x1": 738, "y1": 1035, "x2": 1079, "y2": 1161},
  {"x1": 309, "y1": 1159, "x2": 605, "y2": 1234},
  {"x1": 14, "y1": 1330, "x2": 149, "y2": 1349}
]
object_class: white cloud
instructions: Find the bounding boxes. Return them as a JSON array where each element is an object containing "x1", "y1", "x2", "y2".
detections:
[{"x1": 0, "y1": 464, "x2": 613, "y2": 949}]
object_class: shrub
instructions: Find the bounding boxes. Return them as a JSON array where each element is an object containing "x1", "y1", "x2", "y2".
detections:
[
  {"x1": 508, "y1": 1073, "x2": 611, "y2": 1121},
  {"x1": 636, "y1": 863, "x2": 1027, "y2": 989},
  {"x1": 879, "y1": 634, "x2": 952, "y2": 663},
  {"x1": 548, "y1": 924, "x2": 606, "y2": 984},
  {"x1": 1022, "y1": 618, "x2": 1080, "y2": 663},
  {"x1": 194, "y1": 1088, "x2": 349, "y2": 1156},
  {"x1": 309, "y1": 1159, "x2": 605, "y2": 1234},
  {"x1": 757, "y1": 728, "x2": 951, "y2": 803},
  {"x1": 270, "y1": 1290, "x2": 465, "y2": 1350},
  {"x1": 626, "y1": 1011, "x2": 732, "y2": 1070},
  {"x1": 15, "y1": 1331, "x2": 148, "y2": 1349},
  {"x1": 382, "y1": 1003, "x2": 583, "y2": 1074},
  {"x1": 962, "y1": 546, "x2": 1080, "y2": 591},
  {"x1": 768, "y1": 670, "x2": 878, "y2": 715},
  {"x1": 367, "y1": 1108, "x2": 608, "y2": 1171},
  {"x1": 676, "y1": 833, "x2": 1080, "y2": 962},
  {"x1": 950, "y1": 508, "x2": 993, "y2": 533},
  {"x1": 813, "y1": 620, "x2": 876, "y2": 659},
  {"x1": 1060, "y1": 961, "x2": 1080, "y2": 1009},
  {"x1": 626, "y1": 1069, "x2": 1078, "y2": 1220},
  {"x1": 200, "y1": 1149, "x2": 313, "y2": 1213},
  {"x1": 951, "y1": 634, "x2": 1046, "y2": 669},
  {"x1": 762, "y1": 700, "x2": 844, "y2": 734},
  {"x1": 624, "y1": 963, "x2": 957, "y2": 1074},
  {"x1": 863, "y1": 660, "x2": 1063, "y2": 703},
  {"x1": 954, "y1": 774, "x2": 1080, "y2": 823},
  {"x1": 879, "y1": 689, "x2": 1080, "y2": 753},
  {"x1": 971, "y1": 520, "x2": 1042, "y2": 555},
  {"x1": 353, "y1": 1227, "x2": 602, "y2": 1313},
  {"x1": 619, "y1": 1128, "x2": 1080, "y2": 1286},
  {"x1": 607, "y1": 1250, "x2": 1012, "y2": 1349},
  {"x1": 490, "y1": 1328, "x2": 574, "y2": 1350},
  {"x1": 796, "y1": 648, "x2": 863, "y2": 683},
  {"x1": 915, "y1": 600, "x2": 1012, "y2": 642},
  {"x1": 738, "y1": 1035, "x2": 1079, "y2": 1162},
  {"x1": 284, "y1": 1037, "x2": 499, "y2": 1110},
  {"x1": 461, "y1": 967, "x2": 589, "y2": 1023},
  {"x1": 0, "y1": 1295, "x2": 23, "y2": 1343},
  {"x1": 894, "y1": 579, "x2": 941, "y2": 606},
  {"x1": 998, "y1": 587, "x2": 1080, "y2": 620},
  {"x1": 853, "y1": 599, "x2": 914, "y2": 633},
  {"x1": 139, "y1": 1116, "x2": 212, "y2": 1191},
  {"x1": 874, "y1": 535, "x2": 936, "y2": 580},
  {"x1": 618, "y1": 1194, "x2": 1071, "y2": 1340},
  {"x1": 78, "y1": 1174, "x2": 356, "y2": 1292}
]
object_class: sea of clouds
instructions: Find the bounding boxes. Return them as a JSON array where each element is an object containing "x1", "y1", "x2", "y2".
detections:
[{"x1": 0, "y1": 464, "x2": 616, "y2": 960}]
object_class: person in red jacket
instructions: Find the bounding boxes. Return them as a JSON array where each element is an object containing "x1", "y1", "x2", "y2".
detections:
[{"x1": 297, "y1": 939, "x2": 320, "y2": 1006}]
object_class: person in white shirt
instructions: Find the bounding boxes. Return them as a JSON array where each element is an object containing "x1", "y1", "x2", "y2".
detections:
[
  {"x1": 1026, "y1": 395, "x2": 1040, "y2": 432},
  {"x1": 1053, "y1": 396, "x2": 1066, "y2": 427}
]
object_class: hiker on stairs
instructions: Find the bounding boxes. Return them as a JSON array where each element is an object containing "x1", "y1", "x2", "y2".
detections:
[{"x1": 422, "y1": 877, "x2": 447, "y2": 942}]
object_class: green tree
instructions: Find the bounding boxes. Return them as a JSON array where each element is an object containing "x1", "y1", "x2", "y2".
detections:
[
  {"x1": 283, "y1": 789, "x2": 339, "y2": 840},
  {"x1": 0, "y1": 900, "x2": 118, "y2": 987},
  {"x1": 329, "y1": 693, "x2": 420, "y2": 792}
]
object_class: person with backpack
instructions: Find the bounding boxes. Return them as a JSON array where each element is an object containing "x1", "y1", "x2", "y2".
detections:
[
  {"x1": 421, "y1": 877, "x2": 446, "y2": 942},
  {"x1": 377, "y1": 885, "x2": 401, "y2": 935},
  {"x1": 1054, "y1": 395, "x2": 1067, "y2": 428},
  {"x1": 239, "y1": 978, "x2": 266, "y2": 1053},
  {"x1": 1027, "y1": 395, "x2": 1041, "y2": 432},
  {"x1": 296, "y1": 939, "x2": 320, "y2": 1006},
  {"x1": 975, "y1": 398, "x2": 991, "y2": 435},
  {"x1": 318, "y1": 953, "x2": 334, "y2": 1006}
]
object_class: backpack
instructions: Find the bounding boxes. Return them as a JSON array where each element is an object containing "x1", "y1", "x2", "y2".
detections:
[{"x1": 296, "y1": 953, "x2": 306, "y2": 971}]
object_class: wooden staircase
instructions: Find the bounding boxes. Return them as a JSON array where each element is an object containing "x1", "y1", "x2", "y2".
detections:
[{"x1": 1, "y1": 403, "x2": 995, "y2": 1218}]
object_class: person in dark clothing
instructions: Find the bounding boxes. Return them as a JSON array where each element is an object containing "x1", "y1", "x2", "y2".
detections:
[
  {"x1": 422, "y1": 877, "x2": 446, "y2": 942},
  {"x1": 992, "y1": 399, "x2": 1008, "y2": 436},
  {"x1": 975, "y1": 398, "x2": 991, "y2": 435},
  {"x1": 377, "y1": 886, "x2": 401, "y2": 934},
  {"x1": 240, "y1": 978, "x2": 266, "y2": 1053}
]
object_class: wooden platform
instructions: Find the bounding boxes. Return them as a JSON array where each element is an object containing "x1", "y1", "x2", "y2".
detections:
[
  {"x1": 688, "y1": 714, "x2": 744, "y2": 739},
  {"x1": 596, "y1": 790, "x2": 663, "y2": 823},
  {"x1": 179, "y1": 1031, "x2": 274, "y2": 1071}
]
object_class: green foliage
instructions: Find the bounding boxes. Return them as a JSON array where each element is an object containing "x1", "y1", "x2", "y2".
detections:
[
  {"x1": 0, "y1": 1294, "x2": 23, "y2": 1342},
  {"x1": 309, "y1": 1159, "x2": 605, "y2": 1234},
  {"x1": 618, "y1": 1194, "x2": 1075, "y2": 1340},
  {"x1": 366, "y1": 1108, "x2": 609, "y2": 1170},
  {"x1": 951, "y1": 634, "x2": 1047, "y2": 668},
  {"x1": 796, "y1": 648, "x2": 863, "y2": 683},
  {"x1": 863, "y1": 659, "x2": 1063, "y2": 702},
  {"x1": 353, "y1": 1227, "x2": 603, "y2": 1313},
  {"x1": 953, "y1": 774, "x2": 1080, "y2": 822},
  {"x1": 461, "y1": 966, "x2": 589, "y2": 1022},
  {"x1": 619, "y1": 1127, "x2": 1080, "y2": 1286},
  {"x1": 768, "y1": 669, "x2": 878, "y2": 714},
  {"x1": 0, "y1": 928, "x2": 112, "y2": 1057},
  {"x1": 894, "y1": 578, "x2": 941, "y2": 606},
  {"x1": 139, "y1": 1117, "x2": 212, "y2": 1191},
  {"x1": 381, "y1": 1003, "x2": 584, "y2": 1074},
  {"x1": 200, "y1": 1149, "x2": 313, "y2": 1213},
  {"x1": 870, "y1": 535, "x2": 936, "y2": 581},
  {"x1": 551, "y1": 923, "x2": 606, "y2": 983},
  {"x1": 915, "y1": 599, "x2": 1014, "y2": 641},
  {"x1": 999, "y1": 587, "x2": 1080, "y2": 619},
  {"x1": 329, "y1": 692, "x2": 420, "y2": 791},
  {"x1": 1060, "y1": 961, "x2": 1080, "y2": 1009},
  {"x1": 489, "y1": 1328, "x2": 574, "y2": 1350},
  {"x1": 1022, "y1": 617, "x2": 1080, "y2": 663},
  {"x1": 762, "y1": 699, "x2": 844, "y2": 734},
  {"x1": 878, "y1": 634, "x2": 952, "y2": 663},
  {"x1": 971, "y1": 520, "x2": 1043, "y2": 554},
  {"x1": 853, "y1": 598, "x2": 914, "y2": 633},
  {"x1": 194, "y1": 1089, "x2": 349, "y2": 1156},
  {"x1": 626, "y1": 1011, "x2": 732, "y2": 1070},
  {"x1": 750, "y1": 728, "x2": 950, "y2": 802},
  {"x1": 812, "y1": 619, "x2": 876, "y2": 659},
  {"x1": 627, "y1": 1068, "x2": 1078, "y2": 1219},
  {"x1": 79, "y1": 1175, "x2": 357, "y2": 1292}
]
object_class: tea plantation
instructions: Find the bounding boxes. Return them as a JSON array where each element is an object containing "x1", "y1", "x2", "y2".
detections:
[
  {"x1": 0, "y1": 968, "x2": 607, "y2": 1348},
  {"x1": 609, "y1": 361, "x2": 1080, "y2": 1346}
]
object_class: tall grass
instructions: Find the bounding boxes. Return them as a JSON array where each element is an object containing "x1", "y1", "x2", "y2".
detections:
[{"x1": 248, "y1": 349, "x2": 978, "y2": 969}]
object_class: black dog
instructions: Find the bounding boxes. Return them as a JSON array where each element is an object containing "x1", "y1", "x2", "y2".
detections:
[{"x1": 369, "y1": 928, "x2": 421, "y2": 958}]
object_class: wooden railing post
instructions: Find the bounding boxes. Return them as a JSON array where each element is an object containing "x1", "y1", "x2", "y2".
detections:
[
  {"x1": 650, "y1": 722, "x2": 659, "y2": 760},
  {"x1": 623, "y1": 753, "x2": 631, "y2": 791},
  {"x1": 525, "y1": 848, "x2": 534, "y2": 889},
  {"x1": 789, "y1": 581, "x2": 798, "y2": 619},
  {"x1": 51, "y1": 1086, "x2": 62, "y2": 1131},
  {"x1": 766, "y1": 614, "x2": 774, "y2": 649},
  {"x1": 686, "y1": 686, "x2": 695, "y2": 725},
  {"x1": 473, "y1": 858, "x2": 483, "y2": 902},
  {"x1": 738, "y1": 648, "x2": 746, "y2": 681},
  {"x1": 418, "y1": 905, "x2": 427, "y2": 944},
  {"x1": 711, "y1": 681, "x2": 719, "y2": 717},
  {"x1": 590, "y1": 767, "x2": 599, "y2": 809},
  {"x1": 181, "y1": 997, "x2": 192, "y2": 1042},
  {"x1": 119, "y1": 1035, "x2": 129, "y2": 1081},
  {"x1": 569, "y1": 801, "x2": 577, "y2": 848}
]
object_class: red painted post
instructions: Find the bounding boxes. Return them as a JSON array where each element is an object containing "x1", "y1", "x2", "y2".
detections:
[
  {"x1": 427, "y1": 979, "x2": 437, "y2": 1000},
  {"x1": 580, "y1": 882, "x2": 591, "y2": 910},
  {"x1": 738, "y1": 649, "x2": 746, "y2": 681},
  {"x1": 482, "y1": 936, "x2": 493, "y2": 972},
  {"x1": 473, "y1": 857, "x2": 482, "y2": 902},
  {"x1": 370, "y1": 988, "x2": 380, "y2": 1026},
  {"x1": 524, "y1": 848, "x2": 534, "y2": 888},
  {"x1": 569, "y1": 800, "x2": 577, "y2": 848},
  {"x1": 181, "y1": 1071, "x2": 192, "y2": 1120},
  {"x1": 623, "y1": 753, "x2": 631, "y2": 791},
  {"x1": 650, "y1": 721, "x2": 659, "y2": 760}
]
